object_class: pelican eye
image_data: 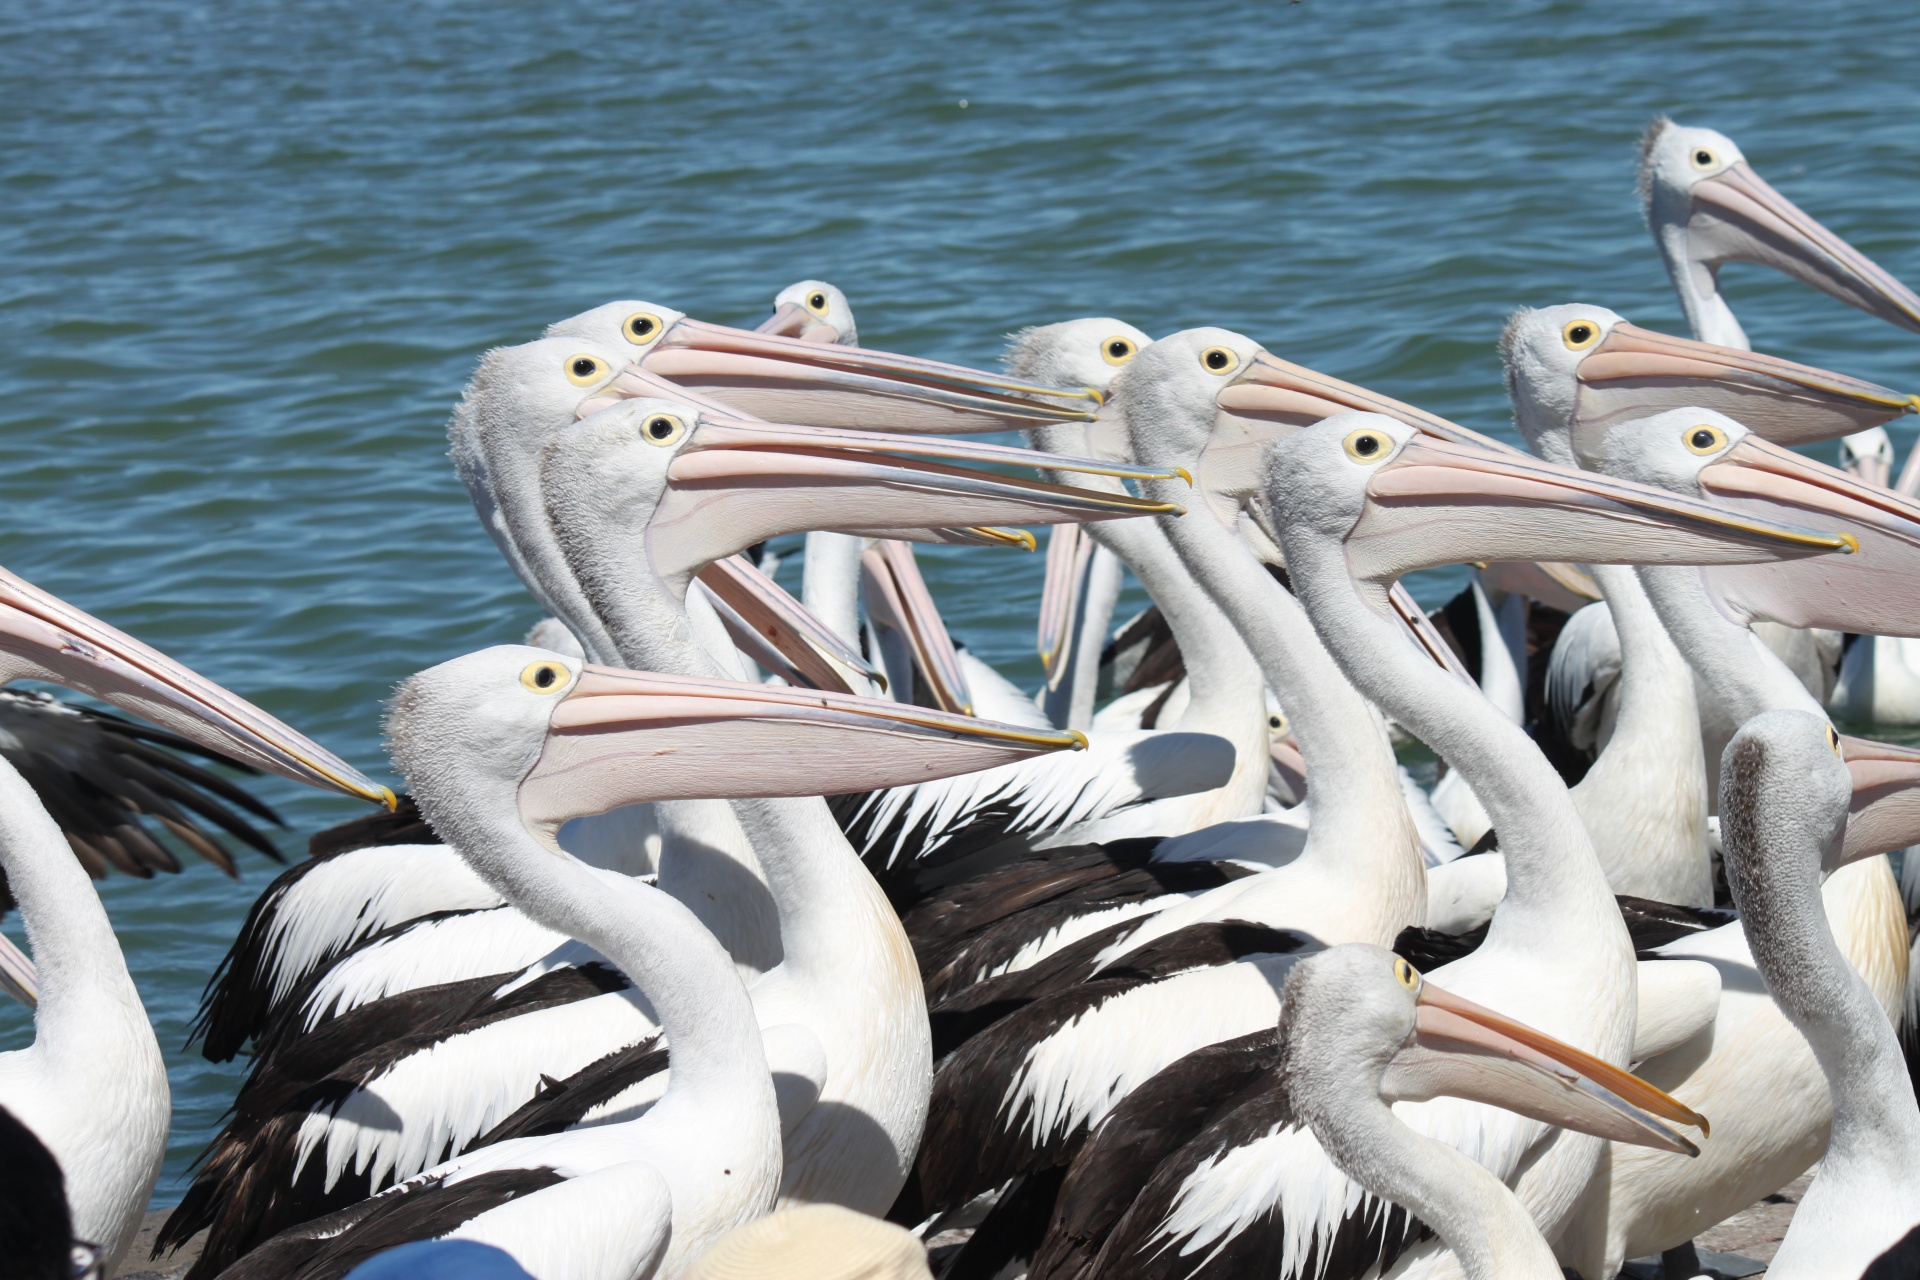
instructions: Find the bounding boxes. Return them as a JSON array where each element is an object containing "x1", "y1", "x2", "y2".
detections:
[
  {"x1": 1561, "y1": 319, "x2": 1601, "y2": 350},
  {"x1": 520, "y1": 661, "x2": 569, "y2": 693},
  {"x1": 1394, "y1": 958, "x2": 1420, "y2": 990},
  {"x1": 1267, "y1": 712, "x2": 1288, "y2": 734},
  {"x1": 1102, "y1": 336, "x2": 1138, "y2": 366},
  {"x1": 623, "y1": 312, "x2": 664, "y2": 344},
  {"x1": 1827, "y1": 724, "x2": 1843, "y2": 756},
  {"x1": 1343, "y1": 429, "x2": 1388, "y2": 463},
  {"x1": 565, "y1": 354, "x2": 610, "y2": 387},
  {"x1": 805, "y1": 291, "x2": 830, "y2": 315},
  {"x1": 640, "y1": 413, "x2": 687, "y2": 447},
  {"x1": 1683, "y1": 423, "x2": 1729, "y2": 455},
  {"x1": 1200, "y1": 346, "x2": 1238, "y2": 374},
  {"x1": 1690, "y1": 147, "x2": 1717, "y2": 171}
]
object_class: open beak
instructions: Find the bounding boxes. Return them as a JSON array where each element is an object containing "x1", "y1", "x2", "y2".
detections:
[
  {"x1": 633, "y1": 317, "x2": 1102, "y2": 433},
  {"x1": 861, "y1": 540, "x2": 973, "y2": 715},
  {"x1": 518, "y1": 666, "x2": 1085, "y2": 834},
  {"x1": 1338, "y1": 434, "x2": 1851, "y2": 584},
  {"x1": 1691, "y1": 162, "x2": 1920, "y2": 335},
  {"x1": 694, "y1": 554, "x2": 882, "y2": 696},
  {"x1": 1381, "y1": 976, "x2": 1707, "y2": 1156},
  {"x1": 1037, "y1": 523, "x2": 1095, "y2": 690},
  {"x1": 1838, "y1": 735, "x2": 1920, "y2": 868},
  {"x1": 754, "y1": 302, "x2": 843, "y2": 346},
  {"x1": 0, "y1": 566, "x2": 390, "y2": 808},
  {"x1": 647, "y1": 413, "x2": 1181, "y2": 586},
  {"x1": 1694, "y1": 436, "x2": 1920, "y2": 635},
  {"x1": 1573, "y1": 322, "x2": 1914, "y2": 449}
]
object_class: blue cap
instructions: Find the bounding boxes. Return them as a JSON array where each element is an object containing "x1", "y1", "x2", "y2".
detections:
[{"x1": 345, "y1": 1240, "x2": 538, "y2": 1280}]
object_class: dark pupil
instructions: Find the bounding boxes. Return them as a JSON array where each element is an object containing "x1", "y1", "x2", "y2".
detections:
[
  {"x1": 572, "y1": 358, "x2": 596, "y2": 377},
  {"x1": 1269, "y1": 716, "x2": 1282, "y2": 729},
  {"x1": 630, "y1": 318, "x2": 654, "y2": 336},
  {"x1": 1695, "y1": 150, "x2": 1711, "y2": 165},
  {"x1": 810, "y1": 293, "x2": 826, "y2": 309},
  {"x1": 1570, "y1": 325, "x2": 1591, "y2": 343},
  {"x1": 1354, "y1": 435, "x2": 1379, "y2": 456},
  {"x1": 1206, "y1": 351, "x2": 1226, "y2": 368},
  {"x1": 534, "y1": 666, "x2": 556, "y2": 689},
  {"x1": 1691, "y1": 429, "x2": 1716, "y2": 450},
  {"x1": 648, "y1": 417, "x2": 674, "y2": 439},
  {"x1": 1109, "y1": 341, "x2": 1129, "y2": 357}
]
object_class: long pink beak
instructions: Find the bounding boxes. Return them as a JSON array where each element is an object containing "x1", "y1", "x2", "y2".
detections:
[
  {"x1": 518, "y1": 666, "x2": 1084, "y2": 833},
  {"x1": 1839, "y1": 734, "x2": 1920, "y2": 868},
  {"x1": 1335, "y1": 431, "x2": 1849, "y2": 584},
  {"x1": 1036, "y1": 523, "x2": 1096, "y2": 690},
  {"x1": 635, "y1": 317, "x2": 1103, "y2": 433},
  {"x1": 694, "y1": 555, "x2": 882, "y2": 696},
  {"x1": 1695, "y1": 436, "x2": 1920, "y2": 635},
  {"x1": 755, "y1": 302, "x2": 844, "y2": 346},
  {"x1": 1572, "y1": 321, "x2": 1914, "y2": 449},
  {"x1": 0, "y1": 565, "x2": 390, "y2": 807},
  {"x1": 1382, "y1": 974, "x2": 1707, "y2": 1155},
  {"x1": 861, "y1": 540, "x2": 973, "y2": 715},
  {"x1": 1692, "y1": 161, "x2": 1920, "y2": 335}
]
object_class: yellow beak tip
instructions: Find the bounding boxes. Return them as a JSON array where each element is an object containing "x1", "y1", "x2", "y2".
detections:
[
  {"x1": 1066, "y1": 729, "x2": 1089, "y2": 751},
  {"x1": 1175, "y1": 467, "x2": 1195, "y2": 487},
  {"x1": 377, "y1": 785, "x2": 399, "y2": 812},
  {"x1": 1840, "y1": 532, "x2": 1860, "y2": 554}
]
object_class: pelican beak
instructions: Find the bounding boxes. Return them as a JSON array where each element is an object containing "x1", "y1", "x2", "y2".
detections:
[
  {"x1": 632, "y1": 317, "x2": 1102, "y2": 432},
  {"x1": 1382, "y1": 975, "x2": 1707, "y2": 1156},
  {"x1": 1339, "y1": 433, "x2": 1850, "y2": 583},
  {"x1": 861, "y1": 540, "x2": 973, "y2": 715},
  {"x1": 0, "y1": 566, "x2": 391, "y2": 808},
  {"x1": 1037, "y1": 523, "x2": 1094, "y2": 690},
  {"x1": 1838, "y1": 735, "x2": 1920, "y2": 868},
  {"x1": 694, "y1": 554, "x2": 882, "y2": 697},
  {"x1": 1693, "y1": 436, "x2": 1920, "y2": 635},
  {"x1": 1573, "y1": 322, "x2": 1914, "y2": 449},
  {"x1": 754, "y1": 302, "x2": 844, "y2": 346},
  {"x1": 646, "y1": 412, "x2": 1181, "y2": 586},
  {"x1": 517, "y1": 666, "x2": 1085, "y2": 835},
  {"x1": 1690, "y1": 162, "x2": 1920, "y2": 335}
]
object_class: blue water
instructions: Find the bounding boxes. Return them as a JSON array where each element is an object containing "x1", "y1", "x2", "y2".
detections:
[{"x1": 3, "y1": 0, "x2": 1920, "y2": 1210}]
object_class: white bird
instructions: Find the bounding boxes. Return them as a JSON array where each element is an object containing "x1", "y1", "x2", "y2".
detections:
[
  {"x1": 1717, "y1": 711, "x2": 1920, "y2": 1279},
  {"x1": 219, "y1": 650, "x2": 1089, "y2": 1280},
  {"x1": 0, "y1": 563, "x2": 388, "y2": 1274}
]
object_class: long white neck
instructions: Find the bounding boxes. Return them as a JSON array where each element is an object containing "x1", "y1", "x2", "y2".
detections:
[
  {"x1": 0, "y1": 755, "x2": 167, "y2": 1266},
  {"x1": 1653, "y1": 217, "x2": 1751, "y2": 349},
  {"x1": 1325, "y1": 1082, "x2": 1564, "y2": 1278},
  {"x1": 1165, "y1": 505, "x2": 1423, "y2": 935},
  {"x1": 800, "y1": 531, "x2": 864, "y2": 650},
  {"x1": 1283, "y1": 533, "x2": 1623, "y2": 963},
  {"x1": 1572, "y1": 564, "x2": 1713, "y2": 905},
  {"x1": 1636, "y1": 566, "x2": 1819, "y2": 723}
]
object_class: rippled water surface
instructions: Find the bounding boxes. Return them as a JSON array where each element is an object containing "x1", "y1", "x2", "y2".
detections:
[{"x1": 4, "y1": 0, "x2": 1920, "y2": 1206}]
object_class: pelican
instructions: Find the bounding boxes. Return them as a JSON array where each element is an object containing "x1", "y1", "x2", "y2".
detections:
[
  {"x1": 1641, "y1": 119, "x2": 1920, "y2": 724},
  {"x1": 217, "y1": 649, "x2": 1083, "y2": 1280},
  {"x1": 163, "y1": 384, "x2": 1167, "y2": 1273},
  {"x1": 1279, "y1": 947, "x2": 1704, "y2": 1280},
  {"x1": 0, "y1": 562, "x2": 387, "y2": 1274},
  {"x1": 1004, "y1": 409, "x2": 1842, "y2": 1279},
  {"x1": 1718, "y1": 712, "x2": 1920, "y2": 1278}
]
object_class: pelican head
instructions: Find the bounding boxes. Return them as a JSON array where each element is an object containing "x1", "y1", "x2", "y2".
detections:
[
  {"x1": 1640, "y1": 119, "x2": 1920, "y2": 341},
  {"x1": 1501, "y1": 304, "x2": 1913, "y2": 460},
  {"x1": 1259, "y1": 411, "x2": 1848, "y2": 586},
  {"x1": 756, "y1": 280, "x2": 857, "y2": 346},
  {"x1": 1004, "y1": 318, "x2": 1152, "y2": 396},
  {"x1": 1284, "y1": 945, "x2": 1706, "y2": 1157}
]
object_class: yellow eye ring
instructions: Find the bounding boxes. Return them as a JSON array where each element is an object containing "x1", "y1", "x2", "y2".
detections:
[
  {"x1": 640, "y1": 413, "x2": 687, "y2": 447},
  {"x1": 565, "y1": 354, "x2": 610, "y2": 387},
  {"x1": 804, "y1": 290, "x2": 830, "y2": 316},
  {"x1": 623, "y1": 312, "x2": 666, "y2": 345},
  {"x1": 1101, "y1": 336, "x2": 1138, "y2": 366},
  {"x1": 1683, "y1": 423, "x2": 1729, "y2": 455},
  {"x1": 1690, "y1": 147, "x2": 1718, "y2": 171},
  {"x1": 1827, "y1": 724, "x2": 1843, "y2": 756},
  {"x1": 520, "y1": 661, "x2": 570, "y2": 693},
  {"x1": 1343, "y1": 428, "x2": 1390, "y2": 463},
  {"x1": 1394, "y1": 958, "x2": 1420, "y2": 990},
  {"x1": 1199, "y1": 346, "x2": 1238, "y2": 375},
  {"x1": 1561, "y1": 319, "x2": 1601, "y2": 350},
  {"x1": 1267, "y1": 712, "x2": 1288, "y2": 735}
]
